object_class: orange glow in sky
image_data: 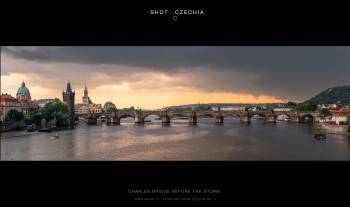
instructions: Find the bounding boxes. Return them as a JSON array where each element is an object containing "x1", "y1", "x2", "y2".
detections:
[{"x1": 1, "y1": 73, "x2": 287, "y2": 109}]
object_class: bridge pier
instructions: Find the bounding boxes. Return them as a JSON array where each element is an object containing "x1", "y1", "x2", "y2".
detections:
[
  {"x1": 134, "y1": 118, "x2": 144, "y2": 124},
  {"x1": 239, "y1": 112, "x2": 251, "y2": 123},
  {"x1": 87, "y1": 118, "x2": 97, "y2": 125},
  {"x1": 161, "y1": 108, "x2": 171, "y2": 124},
  {"x1": 162, "y1": 115, "x2": 171, "y2": 124},
  {"x1": 109, "y1": 111, "x2": 119, "y2": 124},
  {"x1": 107, "y1": 118, "x2": 119, "y2": 125},
  {"x1": 215, "y1": 115, "x2": 224, "y2": 124},
  {"x1": 190, "y1": 110, "x2": 197, "y2": 124},
  {"x1": 134, "y1": 110, "x2": 144, "y2": 124},
  {"x1": 266, "y1": 115, "x2": 277, "y2": 123},
  {"x1": 291, "y1": 116, "x2": 300, "y2": 123},
  {"x1": 240, "y1": 116, "x2": 251, "y2": 123},
  {"x1": 190, "y1": 116, "x2": 197, "y2": 124}
]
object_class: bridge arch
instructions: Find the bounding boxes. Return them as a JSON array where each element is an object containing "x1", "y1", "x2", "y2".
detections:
[
  {"x1": 119, "y1": 114, "x2": 135, "y2": 119},
  {"x1": 254, "y1": 112, "x2": 267, "y2": 117},
  {"x1": 223, "y1": 112, "x2": 241, "y2": 118},
  {"x1": 118, "y1": 114, "x2": 136, "y2": 123},
  {"x1": 170, "y1": 113, "x2": 191, "y2": 119},
  {"x1": 169, "y1": 113, "x2": 191, "y2": 123},
  {"x1": 300, "y1": 114, "x2": 314, "y2": 123},
  {"x1": 197, "y1": 113, "x2": 215, "y2": 118},
  {"x1": 195, "y1": 113, "x2": 215, "y2": 123},
  {"x1": 143, "y1": 113, "x2": 162, "y2": 122},
  {"x1": 276, "y1": 113, "x2": 292, "y2": 121}
]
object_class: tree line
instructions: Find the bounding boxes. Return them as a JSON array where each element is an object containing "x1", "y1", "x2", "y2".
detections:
[{"x1": 4, "y1": 98, "x2": 71, "y2": 128}]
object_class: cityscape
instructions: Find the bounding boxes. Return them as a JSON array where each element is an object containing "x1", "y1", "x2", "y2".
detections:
[
  {"x1": 1, "y1": 46, "x2": 350, "y2": 160},
  {"x1": 2, "y1": 81, "x2": 349, "y2": 131}
]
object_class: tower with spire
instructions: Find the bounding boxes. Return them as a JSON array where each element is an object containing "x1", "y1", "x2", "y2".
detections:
[
  {"x1": 63, "y1": 81, "x2": 75, "y2": 127},
  {"x1": 84, "y1": 85, "x2": 88, "y2": 96},
  {"x1": 82, "y1": 85, "x2": 92, "y2": 104}
]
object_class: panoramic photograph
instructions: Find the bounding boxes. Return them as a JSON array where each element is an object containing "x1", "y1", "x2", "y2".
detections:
[{"x1": 1, "y1": 46, "x2": 350, "y2": 160}]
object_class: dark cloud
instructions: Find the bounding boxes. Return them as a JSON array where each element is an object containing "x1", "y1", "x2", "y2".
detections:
[{"x1": 2, "y1": 46, "x2": 350, "y2": 100}]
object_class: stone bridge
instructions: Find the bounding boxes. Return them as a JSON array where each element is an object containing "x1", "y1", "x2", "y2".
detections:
[{"x1": 77, "y1": 108, "x2": 320, "y2": 125}]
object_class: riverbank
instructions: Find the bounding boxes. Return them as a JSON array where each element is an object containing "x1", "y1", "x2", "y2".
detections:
[
  {"x1": 0, "y1": 122, "x2": 26, "y2": 132},
  {"x1": 1, "y1": 125, "x2": 74, "y2": 139},
  {"x1": 320, "y1": 123, "x2": 349, "y2": 135}
]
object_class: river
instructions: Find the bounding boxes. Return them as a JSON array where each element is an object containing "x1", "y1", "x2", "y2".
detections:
[{"x1": 1, "y1": 117, "x2": 349, "y2": 160}]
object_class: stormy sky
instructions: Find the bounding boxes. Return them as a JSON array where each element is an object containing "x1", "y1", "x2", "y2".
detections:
[{"x1": 1, "y1": 46, "x2": 349, "y2": 109}]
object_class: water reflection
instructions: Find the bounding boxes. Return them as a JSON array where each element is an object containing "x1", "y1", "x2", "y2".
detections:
[{"x1": 1, "y1": 119, "x2": 349, "y2": 160}]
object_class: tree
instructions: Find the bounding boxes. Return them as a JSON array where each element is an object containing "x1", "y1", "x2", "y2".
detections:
[
  {"x1": 40, "y1": 98, "x2": 70, "y2": 127},
  {"x1": 255, "y1": 106, "x2": 264, "y2": 111},
  {"x1": 196, "y1": 106, "x2": 210, "y2": 111},
  {"x1": 286, "y1": 101, "x2": 298, "y2": 108},
  {"x1": 266, "y1": 106, "x2": 274, "y2": 113},
  {"x1": 25, "y1": 108, "x2": 41, "y2": 125},
  {"x1": 320, "y1": 108, "x2": 331, "y2": 118},
  {"x1": 296, "y1": 102, "x2": 317, "y2": 112},
  {"x1": 5, "y1": 109, "x2": 24, "y2": 123},
  {"x1": 106, "y1": 107, "x2": 116, "y2": 113}
]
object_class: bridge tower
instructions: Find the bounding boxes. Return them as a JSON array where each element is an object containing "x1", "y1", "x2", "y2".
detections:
[{"x1": 63, "y1": 81, "x2": 75, "y2": 128}]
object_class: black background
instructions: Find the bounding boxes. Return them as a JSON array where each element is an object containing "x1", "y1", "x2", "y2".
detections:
[
  {"x1": 2, "y1": 2, "x2": 350, "y2": 45},
  {"x1": 1, "y1": 2, "x2": 350, "y2": 205}
]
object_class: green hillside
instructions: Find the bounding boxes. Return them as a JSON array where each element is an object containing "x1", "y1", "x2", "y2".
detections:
[
  {"x1": 297, "y1": 86, "x2": 350, "y2": 111},
  {"x1": 305, "y1": 86, "x2": 350, "y2": 104}
]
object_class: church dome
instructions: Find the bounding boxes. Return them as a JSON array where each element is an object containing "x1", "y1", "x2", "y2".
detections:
[
  {"x1": 16, "y1": 81, "x2": 31, "y2": 101},
  {"x1": 17, "y1": 82, "x2": 30, "y2": 95}
]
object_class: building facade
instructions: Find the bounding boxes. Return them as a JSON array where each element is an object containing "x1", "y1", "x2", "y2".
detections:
[
  {"x1": 331, "y1": 105, "x2": 350, "y2": 125},
  {"x1": 90, "y1": 103, "x2": 103, "y2": 113},
  {"x1": 0, "y1": 94, "x2": 22, "y2": 123},
  {"x1": 212, "y1": 106, "x2": 246, "y2": 111},
  {"x1": 75, "y1": 85, "x2": 103, "y2": 114},
  {"x1": 274, "y1": 108, "x2": 292, "y2": 112},
  {"x1": 75, "y1": 86, "x2": 90, "y2": 114}
]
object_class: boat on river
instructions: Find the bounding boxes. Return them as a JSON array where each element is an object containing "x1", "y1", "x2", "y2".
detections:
[
  {"x1": 314, "y1": 133, "x2": 326, "y2": 140},
  {"x1": 51, "y1": 133, "x2": 60, "y2": 139},
  {"x1": 27, "y1": 124, "x2": 37, "y2": 132},
  {"x1": 38, "y1": 128, "x2": 52, "y2": 132}
]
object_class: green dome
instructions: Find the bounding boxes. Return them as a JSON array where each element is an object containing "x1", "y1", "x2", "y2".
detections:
[{"x1": 17, "y1": 82, "x2": 30, "y2": 96}]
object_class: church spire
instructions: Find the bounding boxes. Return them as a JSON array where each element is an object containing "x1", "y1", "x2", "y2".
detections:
[
  {"x1": 84, "y1": 84, "x2": 88, "y2": 96},
  {"x1": 66, "y1": 81, "x2": 72, "y2": 92}
]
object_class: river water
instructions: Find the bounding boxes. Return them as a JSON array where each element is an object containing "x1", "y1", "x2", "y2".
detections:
[{"x1": 1, "y1": 117, "x2": 349, "y2": 160}]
